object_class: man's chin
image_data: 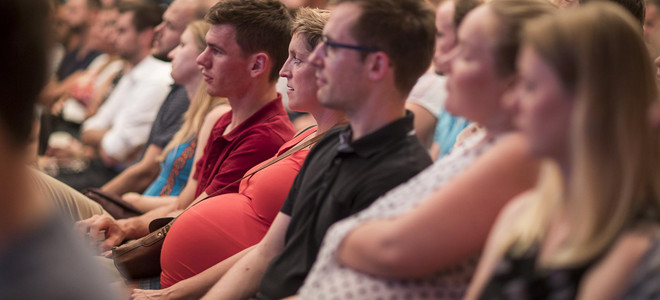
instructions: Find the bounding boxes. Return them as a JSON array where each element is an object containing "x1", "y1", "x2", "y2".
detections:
[{"x1": 151, "y1": 49, "x2": 171, "y2": 62}]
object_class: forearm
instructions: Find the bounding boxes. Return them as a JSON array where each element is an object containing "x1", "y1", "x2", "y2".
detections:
[
  {"x1": 81, "y1": 129, "x2": 106, "y2": 148},
  {"x1": 164, "y1": 245, "x2": 255, "y2": 300},
  {"x1": 201, "y1": 246, "x2": 273, "y2": 300},
  {"x1": 102, "y1": 162, "x2": 160, "y2": 195},
  {"x1": 118, "y1": 203, "x2": 181, "y2": 239},
  {"x1": 339, "y1": 221, "x2": 407, "y2": 276}
]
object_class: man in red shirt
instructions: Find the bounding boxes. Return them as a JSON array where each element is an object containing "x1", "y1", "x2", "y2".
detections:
[{"x1": 78, "y1": 0, "x2": 295, "y2": 252}]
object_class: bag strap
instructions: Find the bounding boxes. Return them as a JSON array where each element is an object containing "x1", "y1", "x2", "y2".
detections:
[{"x1": 184, "y1": 127, "x2": 324, "y2": 211}]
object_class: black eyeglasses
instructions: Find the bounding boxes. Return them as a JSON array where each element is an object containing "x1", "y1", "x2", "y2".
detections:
[{"x1": 321, "y1": 36, "x2": 380, "y2": 56}]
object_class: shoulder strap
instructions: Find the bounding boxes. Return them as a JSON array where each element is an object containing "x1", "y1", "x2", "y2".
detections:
[{"x1": 185, "y1": 129, "x2": 325, "y2": 209}]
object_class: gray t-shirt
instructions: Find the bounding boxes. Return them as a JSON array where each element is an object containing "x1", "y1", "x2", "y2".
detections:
[{"x1": 0, "y1": 214, "x2": 117, "y2": 299}]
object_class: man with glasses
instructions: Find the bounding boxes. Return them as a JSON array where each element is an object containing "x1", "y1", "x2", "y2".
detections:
[{"x1": 196, "y1": 0, "x2": 436, "y2": 299}]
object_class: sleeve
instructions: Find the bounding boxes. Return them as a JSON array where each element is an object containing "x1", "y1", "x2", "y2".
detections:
[
  {"x1": 251, "y1": 151, "x2": 308, "y2": 222},
  {"x1": 101, "y1": 82, "x2": 172, "y2": 161},
  {"x1": 203, "y1": 128, "x2": 286, "y2": 196},
  {"x1": 82, "y1": 83, "x2": 126, "y2": 131},
  {"x1": 349, "y1": 159, "x2": 430, "y2": 215},
  {"x1": 406, "y1": 72, "x2": 447, "y2": 117},
  {"x1": 280, "y1": 153, "x2": 312, "y2": 216}
]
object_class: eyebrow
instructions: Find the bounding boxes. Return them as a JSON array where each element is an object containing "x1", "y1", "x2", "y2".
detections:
[{"x1": 207, "y1": 42, "x2": 226, "y2": 53}]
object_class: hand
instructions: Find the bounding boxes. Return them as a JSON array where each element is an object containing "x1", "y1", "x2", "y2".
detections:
[
  {"x1": 131, "y1": 288, "x2": 173, "y2": 300},
  {"x1": 76, "y1": 214, "x2": 126, "y2": 252},
  {"x1": 429, "y1": 142, "x2": 441, "y2": 161}
]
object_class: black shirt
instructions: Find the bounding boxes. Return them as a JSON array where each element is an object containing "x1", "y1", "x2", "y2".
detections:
[
  {"x1": 256, "y1": 112, "x2": 432, "y2": 299},
  {"x1": 56, "y1": 48, "x2": 101, "y2": 81},
  {"x1": 137, "y1": 84, "x2": 190, "y2": 161}
]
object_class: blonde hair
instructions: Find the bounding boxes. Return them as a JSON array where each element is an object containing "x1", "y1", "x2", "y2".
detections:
[
  {"x1": 159, "y1": 21, "x2": 227, "y2": 161},
  {"x1": 503, "y1": 2, "x2": 660, "y2": 267}
]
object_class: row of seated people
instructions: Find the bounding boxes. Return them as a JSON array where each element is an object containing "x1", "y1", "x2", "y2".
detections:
[{"x1": 7, "y1": 0, "x2": 660, "y2": 299}]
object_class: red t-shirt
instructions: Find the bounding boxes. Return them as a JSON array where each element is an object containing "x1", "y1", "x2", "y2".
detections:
[
  {"x1": 159, "y1": 128, "x2": 316, "y2": 288},
  {"x1": 192, "y1": 97, "x2": 294, "y2": 197}
]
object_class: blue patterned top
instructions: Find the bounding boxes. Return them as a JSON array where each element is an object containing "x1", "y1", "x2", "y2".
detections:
[{"x1": 143, "y1": 138, "x2": 196, "y2": 197}]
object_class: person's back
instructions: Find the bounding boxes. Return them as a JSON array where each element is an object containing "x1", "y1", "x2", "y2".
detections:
[{"x1": 0, "y1": 0, "x2": 117, "y2": 298}]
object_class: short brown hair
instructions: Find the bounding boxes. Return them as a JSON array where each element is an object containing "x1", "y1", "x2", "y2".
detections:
[
  {"x1": 291, "y1": 7, "x2": 331, "y2": 51},
  {"x1": 206, "y1": 0, "x2": 293, "y2": 82},
  {"x1": 330, "y1": 0, "x2": 436, "y2": 94},
  {"x1": 117, "y1": 0, "x2": 163, "y2": 32}
]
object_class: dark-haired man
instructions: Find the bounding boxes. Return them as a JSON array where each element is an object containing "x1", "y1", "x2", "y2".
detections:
[
  {"x1": 200, "y1": 0, "x2": 435, "y2": 299},
  {"x1": 79, "y1": 0, "x2": 295, "y2": 258}
]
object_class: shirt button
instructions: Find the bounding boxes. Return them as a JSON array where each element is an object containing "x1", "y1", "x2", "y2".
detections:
[{"x1": 333, "y1": 158, "x2": 341, "y2": 165}]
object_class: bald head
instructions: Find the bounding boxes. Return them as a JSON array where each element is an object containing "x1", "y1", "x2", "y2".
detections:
[{"x1": 152, "y1": 0, "x2": 209, "y2": 60}]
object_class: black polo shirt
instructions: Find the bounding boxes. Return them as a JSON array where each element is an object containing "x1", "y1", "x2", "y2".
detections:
[{"x1": 256, "y1": 112, "x2": 432, "y2": 299}]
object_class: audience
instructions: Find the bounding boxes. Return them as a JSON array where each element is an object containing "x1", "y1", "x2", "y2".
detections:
[
  {"x1": 98, "y1": 0, "x2": 211, "y2": 197},
  {"x1": 296, "y1": 0, "x2": 547, "y2": 299},
  {"x1": 195, "y1": 0, "x2": 434, "y2": 299},
  {"x1": 59, "y1": 0, "x2": 172, "y2": 191},
  {"x1": 78, "y1": 0, "x2": 296, "y2": 258},
  {"x1": 128, "y1": 8, "x2": 345, "y2": 297},
  {"x1": 465, "y1": 2, "x2": 660, "y2": 299},
  {"x1": 7, "y1": 0, "x2": 660, "y2": 298}
]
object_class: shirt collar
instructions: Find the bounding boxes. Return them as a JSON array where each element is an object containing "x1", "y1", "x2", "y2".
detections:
[
  {"x1": 128, "y1": 55, "x2": 170, "y2": 81},
  {"x1": 337, "y1": 111, "x2": 416, "y2": 158},
  {"x1": 219, "y1": 94, "x2": 285, "y2": 141}
]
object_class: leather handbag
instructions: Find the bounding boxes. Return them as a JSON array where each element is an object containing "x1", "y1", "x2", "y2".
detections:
[
  {"x1": 111, "y1": 129, "x2": 324, "y2": 280},
  {"x1": 83, "y1": 188, "x2": 142, "y2": 219}
]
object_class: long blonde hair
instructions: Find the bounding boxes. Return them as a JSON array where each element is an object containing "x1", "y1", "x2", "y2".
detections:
[
  {"x1": 159, "y1": 21, "x2": 227, "y2": 160},
  {"x1": 504, "y1": 2, "x2": 660, "y2": 267}
]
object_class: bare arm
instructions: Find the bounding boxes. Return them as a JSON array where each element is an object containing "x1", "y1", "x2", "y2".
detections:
[
  {"x1": 201, "y1": 212, "x2": 291, "y2": 300},
  {"x1": 405, "y1": 102, "x2": 437, "y2": 149},
  {"x1": 131, "y1": 245, "x2": 256, "y2": 300},
  {"x1": 101, "y1": 145, "x2": 162, "y2": 195},
  {"x1": 338, "y1": 134, "x2": 540, "y2": 278},
  {"x1": 81, "y1": 129, "x2": 107, "y2": 148}
]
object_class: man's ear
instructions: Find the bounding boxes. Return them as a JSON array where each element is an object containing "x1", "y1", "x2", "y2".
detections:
[
  {"x1": 249, "y1": 52, "x2": 271, "y2": 79},
  {"x1": 366, "y1": 52, "x2": 391, "y2": 81},
  {"x1": 139, "y1": 28, "x2": 155, "y2": 49}
]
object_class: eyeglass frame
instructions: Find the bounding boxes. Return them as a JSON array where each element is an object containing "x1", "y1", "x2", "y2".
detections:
[{"x1": 321, "y1": 35, "x2": 380, "y2": 56}]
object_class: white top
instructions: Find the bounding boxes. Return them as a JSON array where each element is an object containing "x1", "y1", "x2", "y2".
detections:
[
  {"x1": 298, "y1": 130, "x2": 499, "y2": 300},
  {"x1": 406, "y1": 70, "x2": 448, "y2": 117},
  {"x1": 82, "y1": 55, "x2": 172, "y2": 162}
]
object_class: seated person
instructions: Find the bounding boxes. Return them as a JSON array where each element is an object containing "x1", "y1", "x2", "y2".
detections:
[
  {"x1": 465, "y1": 3, "x2": 660, "y2": 299},
  {"x1": 296, "y1": 0, "x2": 547, "y2": 299},
  {"x1": 77, "y1": 0, "x2": 296, "y2": 257},
  {"x1": 121, "y1": 21, "x2": 230, "y2": 212},
  {"x1": 154, "y1": 8, "x2": 345, "y2": 289}
]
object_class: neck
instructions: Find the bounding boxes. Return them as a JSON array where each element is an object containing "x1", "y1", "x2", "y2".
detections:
[
  {"x1": 182, "y1": 75, "x2": 202, "y2": 100},
  {"x1": 308, "y1": 106, "x2": 346, "y2": 134},
  {"x1": 227, "y1": 81, "x2": 278, "y2": 131},
  {"x1": 345, "y1": 89, "x2": 406, "y2": 141},
  {"x1": 128, "y1": 50, "x2": 150, "y2": 67}
]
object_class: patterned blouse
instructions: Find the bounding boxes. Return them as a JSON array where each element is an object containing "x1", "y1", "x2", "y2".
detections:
[{"x1": 298, "y1": 130, "x2": 500, "y2": 300}]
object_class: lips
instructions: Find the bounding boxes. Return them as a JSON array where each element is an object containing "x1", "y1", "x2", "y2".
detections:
[{"x1": 202, "y1": 72, "x2": 213, "y2": 83}]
